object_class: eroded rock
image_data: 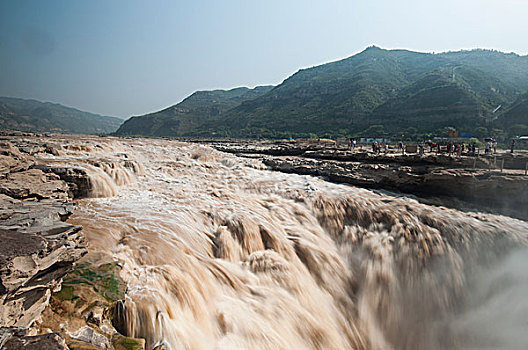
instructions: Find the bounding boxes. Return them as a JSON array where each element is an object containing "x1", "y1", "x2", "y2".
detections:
[
  {"x1": 0, "y1": 327, "x2": 68, "y2": 350},
  {"x1": 0, "y1": 141, "x2": 35, "y2": 176},
  {"x1": 0, "y1": 223, "x2": 86, "y2": 328},
  {"x1": 34, "y1": 165, "x2": 92, "y2": 198},
  {"x1": 68, "y1": 326, "x2": 111, "y2": 349},
  {"x1": 0, "y1": 169, "x2": 70, "y2": 201},
  {"x1": 0, "y1": 134, "x2": 147, "y2": 349},
  {"x1": 0, "y1": 138, "x2": 87, "y2": 333}
]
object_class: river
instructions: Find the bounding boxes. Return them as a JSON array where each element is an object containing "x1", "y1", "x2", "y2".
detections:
[{"x1": 38, "y1": 135, "x2": 528, "y2": 350}]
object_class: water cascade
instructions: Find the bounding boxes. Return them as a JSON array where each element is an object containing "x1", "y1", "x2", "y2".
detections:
[{"x1": 39, "y1": 136, "x2": 528, "y2": 350}]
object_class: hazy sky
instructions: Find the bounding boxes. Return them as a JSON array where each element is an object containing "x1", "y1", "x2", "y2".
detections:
[{"x1": 1, "y1": 0, "x2": 527, "y2": 119}]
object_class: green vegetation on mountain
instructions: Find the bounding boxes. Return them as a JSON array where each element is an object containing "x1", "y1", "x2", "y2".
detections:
[
  {"x1": 370, "y1": 66, "x2": 516, "y2": 132},
  {"x1": 116, "y1": 47, "x2": 528, "y2": 139},
  {"x1": 0, "y1": 97, "x2": 122, "y2": 134},
  {"x1": 496, "y1": 92, "x2": 528, "y2": 137},
  {"x1": 116, "y1": 86, "x2": 273, "y2": 137},
  {"x1": 438, "y1": 49, "x2": 528, "y2": 91}
]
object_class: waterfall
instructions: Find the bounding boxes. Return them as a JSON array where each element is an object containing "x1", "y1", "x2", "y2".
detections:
[{"x1": 45, "y1": 135, "x2": 528, "y2": 350}]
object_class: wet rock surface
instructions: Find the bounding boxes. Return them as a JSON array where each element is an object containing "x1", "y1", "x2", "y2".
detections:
[
  {"x1": 0, "y1": 136, "x2": 88, "y2": 348},
  {"x1": 35, "y1": 255, "x2": 145, "y2": 350},
  {"x1": 0, "y1": 222, "x2": 85, "y2": 328},
  {"x1": 0, "y1": 327, "x2": 68, "y2": 350},
  {"x1": 0, "y1": 133, "x2": 145, "y2": 348},
  {"x1": 34, "y1": 165, "x2": 92, "y2": 199},
  {"x1": 262, "y1": 156, "x2": 528, "y2": 218},
  {"x1": 0, "y1": 139, "x2": 88, "y2": 330}
]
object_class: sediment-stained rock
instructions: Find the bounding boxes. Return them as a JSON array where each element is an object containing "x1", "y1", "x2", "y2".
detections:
[
  {"x1": 0, "y1": 134, "x2": 146, "y2": 349},
  {"x1": 34, "y1": 165, "x2": 92, "y2": 198},
  {"x1": 0, "y1": 141, "x2": 35, "y2": 176},
  {"x1": 0, "y1": 169, "x2": 70, "y2": 201},
  {"x1": 209, "y1": 139, "x2": 528, "y2": 170},
  {"x1": 0, "y1": 327, "x2": 68, "y2": 350},
  {"x1": 0, "y1": 137, "x2": 87, "y2": 333},
  {"x1": 0, "y1": 208, "x2": 86, "y2": 328}
]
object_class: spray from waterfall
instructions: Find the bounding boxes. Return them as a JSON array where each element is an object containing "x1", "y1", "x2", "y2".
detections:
[{"x1": 37, "y1": 135, "x2": 528, "y2": 350}]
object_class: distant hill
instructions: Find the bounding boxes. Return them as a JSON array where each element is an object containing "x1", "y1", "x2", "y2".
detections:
[
  {"x1": 0, "y1": 97, "x2": 123, "y2": 134},
  {"x1": 116, "y1": 86, "x2": 273, "y2": 137},
  {"x1": 117, "y1": 47, "x2": 528, "y2": 139}
]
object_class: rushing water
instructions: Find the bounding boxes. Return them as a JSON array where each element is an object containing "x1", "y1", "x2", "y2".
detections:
[{"x1": 38, "y1": 136, "x2": 528, "y2": 350}]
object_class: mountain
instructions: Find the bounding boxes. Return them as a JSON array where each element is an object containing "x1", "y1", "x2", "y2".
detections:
[
  {"x1": 369, "y1": 65, "x2": 517, "y2": 132},
  {"x1": 0, "y1": 97, "x2": 123, "y2": 134},
  {"x1": 437, "y1": 50, "x2": 528, "y2": 92},
  {"x1": 117, "y1": 47, "x2": 528, "y2": 138},
  {"x1": 116, "y1": 86, "x2": 273, "y2": 137},
  {"x1": 495, "y1": 93, "x2": 528, "y2": 136},
  {"x1": 205, "y1": 48, "x2": 448, "y2": 134}
]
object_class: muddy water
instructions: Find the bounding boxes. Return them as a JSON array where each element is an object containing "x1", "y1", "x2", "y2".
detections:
[{"x1": 39, "y1": 136, "x2": 528, "y2": 349}]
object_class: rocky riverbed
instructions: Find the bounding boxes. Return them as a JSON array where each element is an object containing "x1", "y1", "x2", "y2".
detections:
[
  {"x1": 1, "y1": 133, "x2": 527, "y2": 350},
  {"x1": 203, "y1": 139, "x2": 528, "y2": 220},
  {"x1": 0, "y1": 132, "x2": 144, "y2": 350}
]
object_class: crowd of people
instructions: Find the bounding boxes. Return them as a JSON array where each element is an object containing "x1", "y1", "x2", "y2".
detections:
[{"x1": 344, "y1": 138, "x2": 515, "y2": 157}]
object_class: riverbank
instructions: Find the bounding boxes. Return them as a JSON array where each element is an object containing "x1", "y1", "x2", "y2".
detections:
[
  {"x1": 203, "y1": 139, "x2": 528, "y2": 220},
  {"x1": 0, "y1": 132, "x2": 144, "y2": 350},
  {"x1": 2, "y1": 133, "x2": 527, "y2": 350}
]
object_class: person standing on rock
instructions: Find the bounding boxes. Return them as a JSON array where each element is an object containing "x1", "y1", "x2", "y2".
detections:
[
  {"x1": 511, "y1": 139, "x2": 515, "y2": 153},
  {"x1": 348, "y1": 138, "x2": 356, "y2": 151}
]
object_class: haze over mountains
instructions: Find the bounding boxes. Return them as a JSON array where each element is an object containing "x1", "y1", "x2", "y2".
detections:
[
  {"x1": 1, "y1": 47, "x2": 527, "y2": 139},
  {"x1": 0, "y1": 97, "x2": 123, "y2": 134},
  {"x1": 117, "y1": 46, "x2": 528, "y2": 140}
]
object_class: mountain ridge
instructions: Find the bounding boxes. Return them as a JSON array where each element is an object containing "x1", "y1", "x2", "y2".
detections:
[
  {"x1": 0, "y1": 96, "x2": 123, "y2": 135},
  {"x1": 116, "y1": 47, "x2": 528, "y2": 139},
  {"x1": 116, "y1": 86, "x2": 274, "y2": 137}
]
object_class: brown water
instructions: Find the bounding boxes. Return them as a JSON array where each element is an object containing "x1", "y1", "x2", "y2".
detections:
[{"x1": 38, "y1": 136, "x2": 528, "y2": 350}]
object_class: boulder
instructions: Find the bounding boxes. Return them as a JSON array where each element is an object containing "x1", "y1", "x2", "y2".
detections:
[
  {"x1": 68, "y1": 326, "x2": 110, "y2": 349},
  {"x1": 0, "y1": 142, "x2": 35, "y2": 176},
  {"x1": 0, "y1": 169, "x2": 69, "y2": 201}
]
